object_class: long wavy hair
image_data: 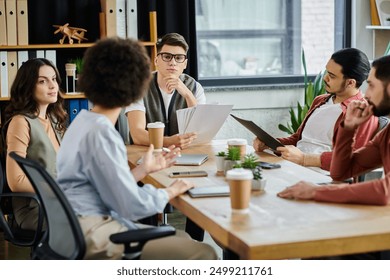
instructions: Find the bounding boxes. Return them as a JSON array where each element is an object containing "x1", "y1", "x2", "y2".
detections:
[{"x1": 5, "y1": 58, "x2": 67, "y2": 134}]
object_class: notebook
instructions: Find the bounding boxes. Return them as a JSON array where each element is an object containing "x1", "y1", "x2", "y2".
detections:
[
  {"x1": 174, "y1": 154, "x2": 209, "y2": 166},
  {"x1": 188, "y1": 185, "x2": 230, "y2": 198},
  {"x1": 136, "y1": 153, "x2": 208, "y2": 166}
]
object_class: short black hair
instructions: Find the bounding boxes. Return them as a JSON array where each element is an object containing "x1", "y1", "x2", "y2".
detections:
[
  {"x1": 78, "y1": 37, "x2": 151, "y2": 108},
  {"x1": 372, "y1": 55, "x2": 390, "y2": 86},
  {"x1": 331, "y1": 48, "x2": 370, "y2": 88},
  {"x1": 156, "y1": 33, "x2": 189, "y2": 53}
]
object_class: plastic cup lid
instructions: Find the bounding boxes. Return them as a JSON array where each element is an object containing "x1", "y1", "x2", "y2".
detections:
[
  {"x1": 228, "y1": 138, "x2": 247, "y2": 145},
  {"x1": 147, "y1": 122, "x2": 165, "y2": 129},
  {"x1": 226, "y1": 168, "x2": 253, "y2": 180}
]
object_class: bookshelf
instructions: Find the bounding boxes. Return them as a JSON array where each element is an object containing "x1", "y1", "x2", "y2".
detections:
[
  {"x1": 366, "y1": 25, "x2": 390, "y2": 58},
  {"x1": 0, "y1": 11, "x2": 158, "y2": 100}
]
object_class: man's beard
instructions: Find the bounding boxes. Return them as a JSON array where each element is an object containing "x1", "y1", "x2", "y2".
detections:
[
  {"x1": 325, "y1": 80, "x2": 346, "y2": 95},
  {"x1": 369, "y1": 90, "x2": 390, "y2": 117}
]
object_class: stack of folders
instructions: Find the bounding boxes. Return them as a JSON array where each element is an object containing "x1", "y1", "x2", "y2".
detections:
[
  {"x1": 176, "y1": 104, "x2": 233, "y2": 145},
  {"x1": 100, "y1": 0, "x2": 138, "y2": 39},
  {"x1": 1, "y1": 0, "x2": 28, "y2": 46},
  {"x1": 0, "y1": 49, "x2": 56, "y2": 98}
]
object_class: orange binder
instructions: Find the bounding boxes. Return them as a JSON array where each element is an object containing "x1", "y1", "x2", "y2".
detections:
[
  {"x1": 101, "y1": 0, "x2": 116, "y2": 37},
  {"x1": 5, "y1": 0, "x2": 17, "y2": 46},
  {"x1": 16, "y1": 0, "x2": 28, "y2": 45},
  {"x1": 0, "y1": 0, "x2": 7, "y2": 45},
  {"x1": 370, "y1": 0, "x2": 381, "y2": 26}
]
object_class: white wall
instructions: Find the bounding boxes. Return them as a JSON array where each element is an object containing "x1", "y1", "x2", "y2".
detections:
[{"x1": 207, "y1": 86, "x2": 303, "y2": 143}]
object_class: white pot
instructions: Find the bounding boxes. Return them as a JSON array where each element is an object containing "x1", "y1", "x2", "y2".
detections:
[
  {"x1": 215, "y1": 156, "x2": 226, "y2": 175},
  {"x1": 224, "y1": 160, "x2": 240, "y2": 174},
  {"x1": 252, "y1": 178, "x2": 266, "y2": 191}
]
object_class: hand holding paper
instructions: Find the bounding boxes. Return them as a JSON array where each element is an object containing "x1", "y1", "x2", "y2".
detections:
[{"x1": 176, "y1": 104, "x2": 233, "y2": 145}]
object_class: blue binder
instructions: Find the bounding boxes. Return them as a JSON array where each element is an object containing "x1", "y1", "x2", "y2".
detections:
[
  {"x1": 79, "y1": 99, "x2": 89, "y2": 111},
  {"x1": 68, "y1": 99, "x2": 80, "y2": 123}
]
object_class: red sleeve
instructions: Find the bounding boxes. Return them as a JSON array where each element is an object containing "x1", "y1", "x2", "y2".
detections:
[
  {"x1": 314, "y1": 174, "x2": 390, "y2": 205},
  {"x1": 330, "y1": 123, "x2": 383, "y2": 181}
]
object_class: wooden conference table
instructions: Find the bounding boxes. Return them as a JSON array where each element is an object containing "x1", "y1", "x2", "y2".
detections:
[{"x1": 127, "y1": 140, "x2": 390, "y2": 259}]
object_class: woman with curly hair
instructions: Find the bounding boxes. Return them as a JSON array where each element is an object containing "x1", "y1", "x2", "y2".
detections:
[{"x1": 3, "y1": 58, "x2": 67, "y2": 230}]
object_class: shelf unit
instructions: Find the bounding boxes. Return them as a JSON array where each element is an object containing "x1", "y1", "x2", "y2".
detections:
[
  {"x1": 366, "y1": 25, "x2": 390, "y2": 58},
  {"x1": 0, "y1": 11, "x2": 158, "y2": 100}
]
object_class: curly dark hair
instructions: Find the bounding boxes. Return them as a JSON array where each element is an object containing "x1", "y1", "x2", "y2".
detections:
[
  {"x1": 5, "y1": 58, "x2": 67, "y2": 134},
  {"x1": 78, "y1": 37, "x2": 151, "y2": 108}
]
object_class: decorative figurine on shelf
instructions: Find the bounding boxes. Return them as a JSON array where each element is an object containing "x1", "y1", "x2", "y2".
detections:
[{"x1": 53, "y1": 23, "x2": 88, "y2": 44}]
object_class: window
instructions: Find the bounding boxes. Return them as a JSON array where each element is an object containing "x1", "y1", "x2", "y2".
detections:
[{"x1": 195, "y1": 0, "x2": 347, "y2": 86}]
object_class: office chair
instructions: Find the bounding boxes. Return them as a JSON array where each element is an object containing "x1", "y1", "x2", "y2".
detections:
[
  {"x1": 9, "y1": 151, "x2": 176, "y2": 260},
  {"x1": 0, "y1": 132, "x2": 44, "y2": 248}
]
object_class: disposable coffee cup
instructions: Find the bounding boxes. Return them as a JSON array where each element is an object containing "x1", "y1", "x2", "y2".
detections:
[
  {"x1": 226, "y1": 168, "x2": 253, "y2": 213},
  {"x1": 228, "y1": 138, "x2": 247, "y2": 159},
  {"x1": 147, "y1": 122, "x2": 165, "y2": 151}
]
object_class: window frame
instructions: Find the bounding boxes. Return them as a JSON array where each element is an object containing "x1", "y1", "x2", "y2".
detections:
[{"x1": 195, "y1": 0, "x2": 351, "y2": 88}]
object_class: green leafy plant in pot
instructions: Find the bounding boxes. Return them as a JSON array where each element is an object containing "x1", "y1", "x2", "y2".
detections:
[
  {"x1": 235, "y1": 153, "x2": 265, "y2": 191},
  {"x1": 215, "y1": 150, "x2": 227, "y2": 175},
  {"x1": 224, "y1": 146, "x2": 241, "y2": 174}
]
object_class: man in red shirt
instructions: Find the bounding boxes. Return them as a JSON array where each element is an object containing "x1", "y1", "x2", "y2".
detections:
[{"x1": 278, "y1": 54, "x2": 390, "y2": 206}]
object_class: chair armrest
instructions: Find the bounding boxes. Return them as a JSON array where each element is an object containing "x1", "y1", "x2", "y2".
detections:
[
  {"x1": 0, "y1": 192, "x2": 45, "y2": 247},
  {"x1": 109, "y1": 225, "x2": 176, "y2": 244}
]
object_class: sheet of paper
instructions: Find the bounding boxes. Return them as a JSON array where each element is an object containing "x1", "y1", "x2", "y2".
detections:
[{"x1": 177, "y1": 104, "x2": 233, "y2": 144}]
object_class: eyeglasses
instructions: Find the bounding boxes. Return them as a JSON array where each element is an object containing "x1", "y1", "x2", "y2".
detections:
[{"x1": 157, "y1": 52, "x2": 187, "y2": 63}]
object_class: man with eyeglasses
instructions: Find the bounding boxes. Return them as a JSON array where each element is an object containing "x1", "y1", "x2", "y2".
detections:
[{"x1": 126, "y1": 33, "x2": 206, "y2": 149}]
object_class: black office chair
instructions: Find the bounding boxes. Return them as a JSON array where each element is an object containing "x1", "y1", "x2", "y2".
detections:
[
  {"x1": 0, "y1": 131, "x2": 44, "y2": 249},
  {"x1": 9, "y1": 151, "x2": 176, "y2": 260}
]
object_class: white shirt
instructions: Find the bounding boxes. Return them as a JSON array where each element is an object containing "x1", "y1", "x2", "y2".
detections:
[
  {"x1": 297, "y1": 98, "x2": 342, "y2": 154},
  {"x1": 124, "y1": 81, "x2": 206, "y2": 117},
  {"x1": 56, "y1": 110, "x2": 169, "y2": 222}
]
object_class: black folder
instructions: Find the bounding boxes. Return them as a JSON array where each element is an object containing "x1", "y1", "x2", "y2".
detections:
[{"x1": 230, "y1": 114, "x2": 284, "y2": 151}]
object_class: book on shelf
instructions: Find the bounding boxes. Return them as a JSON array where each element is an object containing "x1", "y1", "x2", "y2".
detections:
[
  {"x1": 116, "y1": 0, "x2": 126, "y2": 38},
  {"x1": 0, "y1": 51, "x2": 8, "y2": 98},
  {"x1": 5, "y1": 0, "x2": 17, "y2": 46},
  {"x1": 17, "y1": 50, "x2": 28, "y2": 68},
  {"x1": 0, "y1": 0, "x2": 7, "y2": 45},
  {"x1": 16, "y1": 0, "x2": 28, "y2": 45},
  {"x1": 371, "y1": 0, "x2": 381, "y2": 25},
  {"x1": 6, "y1": 51, "x2": 17, "y2": 96},
  {"x1": 126, "y1": 0, "x2": 138, "y2": 38}
]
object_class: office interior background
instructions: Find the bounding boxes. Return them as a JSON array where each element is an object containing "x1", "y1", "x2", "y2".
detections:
[
  {"x1": 136, "y1": 0, "x2": 378, "y2": 143},
  {"x1": 0, "y1": 0, "x2": 379, "y2": 141}
]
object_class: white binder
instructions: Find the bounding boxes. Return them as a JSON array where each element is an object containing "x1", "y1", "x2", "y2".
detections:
[
  {"x1": 0, "y1": 51, "x2": 8, "y2": 97},
  {"x1": 126, "y1": 0, "x2": 138, "y2": 38},
  {"x1": 116, "y1": 0, "x2": 126, "y2": 38}
]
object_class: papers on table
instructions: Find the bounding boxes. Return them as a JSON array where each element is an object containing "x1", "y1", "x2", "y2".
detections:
[{"x1": 177, "y1": 104, "x2": 233, "y2": 145}]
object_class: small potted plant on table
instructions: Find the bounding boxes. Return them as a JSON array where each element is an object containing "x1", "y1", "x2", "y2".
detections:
[
  {"x1": 238, "y1": 153, "x2": 266, "y2": 191},
  {"x1": 224, "y1": 146, "x2": 241, "y2": 174},
  {"x1": 215, "y1": 151, "x2": 227, "y2": 176}
]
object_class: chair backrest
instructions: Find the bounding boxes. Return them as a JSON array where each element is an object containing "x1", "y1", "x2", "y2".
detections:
[{"x1": 9, "y1": 152, "x2": 86, "y2": 259}]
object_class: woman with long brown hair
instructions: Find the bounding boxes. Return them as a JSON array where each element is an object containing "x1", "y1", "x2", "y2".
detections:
[{"x1": 3, "y1": 58, "x2": 67, "y2": 230}]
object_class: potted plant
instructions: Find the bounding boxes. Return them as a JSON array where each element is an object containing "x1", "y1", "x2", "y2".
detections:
[
  {"x1": 224, "y1": 146, "x2": 241, "y2": 174},
  {"x1": 238, "y1": 153, "x2": 266, "y2": 191},
  {"x1": 215, "y1": 150, "x2": 226, "y2": 176}
]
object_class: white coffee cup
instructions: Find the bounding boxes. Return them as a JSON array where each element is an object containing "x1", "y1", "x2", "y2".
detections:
[
  {"x1": 226, "y1": 168, "x2": 253, "y2": 213},
  {"x1": 147, "y1": 122, "x2": 165, "y2": 151},
  {"x1": 228, "y1": 138, "x2": 247, "y2": 159}
]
